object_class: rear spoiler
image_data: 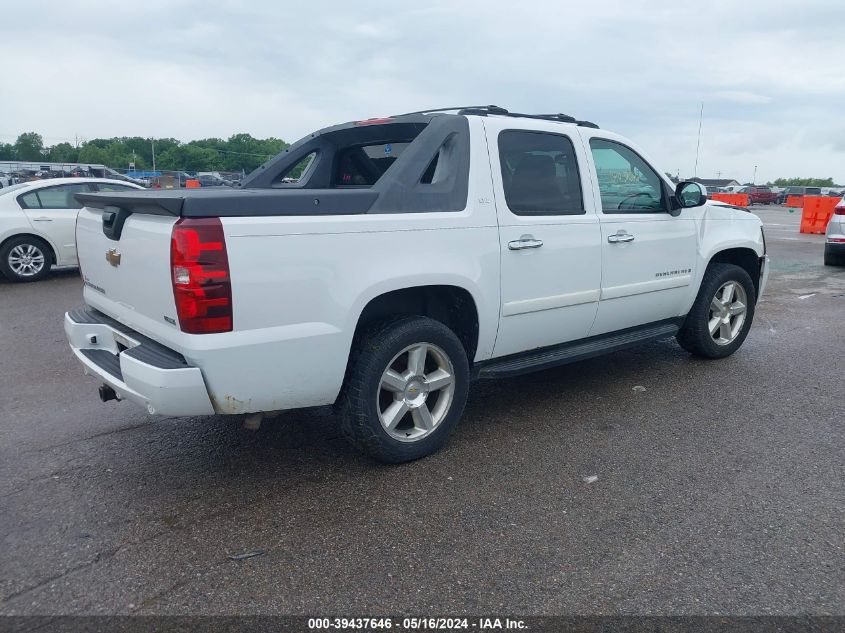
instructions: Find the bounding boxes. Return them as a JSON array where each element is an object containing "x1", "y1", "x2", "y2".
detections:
[
  {"x1": 76, "y1": 191, "x2": 184, "y2": 216},
  {"x1": 74, "y1": 188, "x2": 378, "y2": 220}
]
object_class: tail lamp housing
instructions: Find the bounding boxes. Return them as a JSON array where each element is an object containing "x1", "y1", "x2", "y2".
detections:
[{"x1": 170, "y1": 217, "x2": 233, "y2": 334}]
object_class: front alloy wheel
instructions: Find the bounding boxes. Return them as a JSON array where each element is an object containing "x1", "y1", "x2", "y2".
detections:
[
  {"x1": 676, "y1": 262, "x2": 756, "y2": 359},
  {"x1": 708, "y1": 281, "x2": 748, "y2": 345}
]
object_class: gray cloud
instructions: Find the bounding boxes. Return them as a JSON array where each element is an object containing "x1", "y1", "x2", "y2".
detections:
[{"x1": 1, "y1": 0, "x2": 843, "y2": 182}]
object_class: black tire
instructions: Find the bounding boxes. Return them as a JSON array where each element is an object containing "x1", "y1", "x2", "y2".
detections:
[
  {"x1": 0, "y1": 235, "x2": 53, "y2": 282},
  {"x1": 676, "y1": 263, "x2": 756, "y2": 359},
  {"x1": 337, "y1": 316, "x2": 470, "y2": 463}
]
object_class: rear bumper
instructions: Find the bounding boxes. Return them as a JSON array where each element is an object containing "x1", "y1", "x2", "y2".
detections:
[
  {"x1": 65, "y1": 308, "x2": 215, "y2": 416},
  {"x1": 824, "y1": 242, "x2": 845, "y2": 257}
]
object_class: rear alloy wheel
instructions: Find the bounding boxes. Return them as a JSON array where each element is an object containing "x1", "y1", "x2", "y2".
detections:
[
  {"x1": 0, "y1": 236, "x2": 52, "y2": 282},
  {"x1": 377, "y1": 342, "x2": 456, "y2": 443},
  {"x1": 338, "y1": 316, "x2": 469, "y2": 463},
  {"x1": 677, "y1": 263, "x2": 756, "y2": 359}
]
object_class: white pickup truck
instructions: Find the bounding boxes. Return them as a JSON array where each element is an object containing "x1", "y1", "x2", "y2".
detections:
[{"x1": 65, "y1": 106, "x2": 769, "y2": 463}]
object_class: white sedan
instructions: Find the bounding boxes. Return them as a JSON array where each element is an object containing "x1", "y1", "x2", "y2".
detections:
[{"x1": 0, "y1": 178, "x2": 144, "y2": 282}]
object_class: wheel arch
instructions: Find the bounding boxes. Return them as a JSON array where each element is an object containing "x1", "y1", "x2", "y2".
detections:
[
  {"x1": 351, "y1": 284, "x2": 481, "y2": 366},
  {"x1": 707, "y1": 247, "x2": 762, "y2": 298}
]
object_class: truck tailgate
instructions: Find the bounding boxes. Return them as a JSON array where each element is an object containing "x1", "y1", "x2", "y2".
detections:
[{"x1": 76, "y1": 206, "x2": 181, "y2": 345}]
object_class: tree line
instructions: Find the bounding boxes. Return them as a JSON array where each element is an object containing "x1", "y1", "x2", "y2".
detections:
[
  {"x1": 770, "y1": 177, "x2": 837, "y2": 187},
  {"x1": 0, "y1": 132, "x2": 290, "y2": 174}
]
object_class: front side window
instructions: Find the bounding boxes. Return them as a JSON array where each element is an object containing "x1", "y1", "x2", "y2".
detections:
[
  {"x1": 498, "y1": 130, "x2": 584, "y2": 215},
  {"x1": 589, "y1": 138, "x2": 666, "y2": 213}
]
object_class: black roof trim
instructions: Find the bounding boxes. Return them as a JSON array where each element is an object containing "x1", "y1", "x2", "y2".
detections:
[{"x1": 396, "y1": 105, "x2": 599, "y2": 129}]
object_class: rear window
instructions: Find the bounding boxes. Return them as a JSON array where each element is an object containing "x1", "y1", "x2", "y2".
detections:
[
  {"x1": 756, "y1": 186, "x2": 770, "y2": 192},
  {"x1": 805, "y1": 187, "x2": 822, "y2": 195},
  {"x1": 334, "y1": 142, "x2": 411, "y2": 187},
  {"x1": 278, "y1": 152, "x2": 317, "y2": 183}
]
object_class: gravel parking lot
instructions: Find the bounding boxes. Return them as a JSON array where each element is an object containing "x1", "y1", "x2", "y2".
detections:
[{"x1": 1, "y1": 205, "x2": 843, "y2": 615}]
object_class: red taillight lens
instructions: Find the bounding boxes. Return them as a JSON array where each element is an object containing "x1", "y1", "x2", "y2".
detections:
[
  {"x1": 170, "y1": 218, "x2": 232, "y2": 334},
  {"x1": 834, "y1": 204, "x2": 845, "y2": 215},
  {"x1": 355, "y1": 117, "x2": 394, "y2": 126}
]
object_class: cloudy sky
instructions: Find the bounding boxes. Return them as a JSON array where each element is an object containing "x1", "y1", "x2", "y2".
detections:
[{"x1": 2, "y1": 0, "x2": 844, "y2": 183}]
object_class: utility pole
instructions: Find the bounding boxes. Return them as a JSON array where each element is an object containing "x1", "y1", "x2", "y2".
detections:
[
  {"x1": 716, "y1": 170, "x2": 721, "y2": 179},
  {"x1": 693, "y1": 102, "x2": 703, "y2": 178},
  {"x1": 752, "y1": 165, "x2": 757, "y2": 185}
]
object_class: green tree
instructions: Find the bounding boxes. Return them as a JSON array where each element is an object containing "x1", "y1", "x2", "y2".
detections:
[
  {"x1": 772, "y1": 177, "x2": 835, "y2": 187},
  {"x1": 156, "y1": 144, "x2": 222, "y2": 172},
  {"x1": 13, "y1": 132, "x2": 45, "y2": 161},
  {"x1": 77, "y1": 144, "x2": 109, "y2": 165},
  {"x1": 3, "y1": 131, "x2": 290, "y2": 173},
  {"x1": 48, "y1": 142, "x2": 79, "y2": 163}
]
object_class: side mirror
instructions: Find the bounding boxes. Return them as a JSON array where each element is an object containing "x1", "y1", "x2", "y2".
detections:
[{"x1": 675, "y1": 181, "x2": 707, "y2": 209}]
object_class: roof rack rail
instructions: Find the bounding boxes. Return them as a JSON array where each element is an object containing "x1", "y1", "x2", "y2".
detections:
[
  {"x1": 395, "y1": 105, "x2": 507, "y2": 116},
  {"x1": 397, "y1": 105, "x2": 599, "y2": 128}
]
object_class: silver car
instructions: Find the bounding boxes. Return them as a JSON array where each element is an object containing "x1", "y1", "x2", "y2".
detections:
[{"x1": 824, "y1": 197, "x2": 845, "y2": 266}]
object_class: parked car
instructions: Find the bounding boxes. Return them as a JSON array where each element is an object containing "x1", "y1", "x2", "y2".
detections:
[
  {"x1": 706, "y1": 186, "x2": 728, "y2": 199},
  {"x1": 0, "y1": 171, "x2": 12, "y2": 188},
  {"x1": 64, "y1": 106, "x2": 769, "y2": 463},
  {"x1": 197, "y1": 174, "x2": 233, "y2": 187},
  {"x1": 740, "y1": 186, "x2": 778, "y2": 205},
  {"x1": 824, "y1": 197, "x2": 845, "y2": 266},
  {"x1": 0, "y1": 178, "x2": 143, "y2": 282},
  {"x1": 777, "y1": 186, "x2": 807, "y2": 204}
]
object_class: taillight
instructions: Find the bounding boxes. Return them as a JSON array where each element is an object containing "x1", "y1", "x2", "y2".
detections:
[
  {"x1": 835, "y1": 203, "x2": 845, "y2": 215},
  {"x1": 170, "y1": 217, "x2": 232, "y2": 334},
  {"x1": 355, "y1": 117, "x2": 394, "y2": 126}
]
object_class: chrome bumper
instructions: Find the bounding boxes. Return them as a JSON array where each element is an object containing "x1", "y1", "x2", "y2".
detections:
[{"x1": 64, "y1": 308, "x2": 214, "y2": 416}]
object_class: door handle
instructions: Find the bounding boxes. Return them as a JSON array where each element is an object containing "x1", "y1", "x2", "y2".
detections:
[
  {"x1": 508, "y1": 236, "x2": 543, "y2": 250},
  {"x1": 32, "y1": 217, "x2": 53, "y2": 222},
  {"x1": 607, "y1": 231, "x2": 634, "y2": 243}
]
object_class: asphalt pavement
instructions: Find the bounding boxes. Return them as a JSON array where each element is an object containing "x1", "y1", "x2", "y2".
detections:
[{"x1": 1, "y1": 205, "x2": 843, "y2": 615}]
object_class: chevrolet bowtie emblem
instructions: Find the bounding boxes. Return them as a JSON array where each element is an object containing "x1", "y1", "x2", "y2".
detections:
[{"x1": 105, "y1": 248, "x2": 122, "y2": 267}]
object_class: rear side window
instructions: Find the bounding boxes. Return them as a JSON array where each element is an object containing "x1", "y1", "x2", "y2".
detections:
[
  {"x1": 498, "y1": 130, "x2": 584, "y2": 215},
  {"x1": 18, "y1": 183, "x2": 91, "y2": 210},
  {"x1": 334, "y1": 142, "x2": 410, "y2": 187},
  {"x1": 19, "y1": 191, "x2": 41, "y2": 209},
  {"x1": 36, "y1": 184, "x2": 91, "y2": 209}
]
